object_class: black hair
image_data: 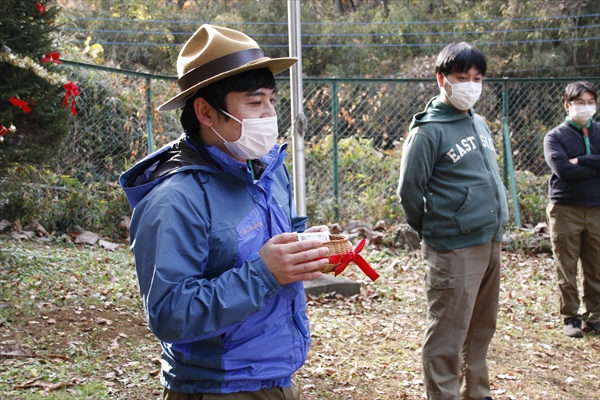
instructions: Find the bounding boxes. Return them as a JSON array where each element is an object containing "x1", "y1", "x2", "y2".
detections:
[
  {"x1": 435, "y1": 42, "x2": 487, "y2": 76},
  {"x1": 180, "y1": 68, "x2": 277, "y2": 139},
  {"x1": 564, "y1": 81, "x2": 597, "y2": 103}
]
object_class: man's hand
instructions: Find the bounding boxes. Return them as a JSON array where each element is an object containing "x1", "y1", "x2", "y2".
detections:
[
  {"x1": 569, "y1": 157, "x2": 578, "y2": 164},
  {"x1": 304, "y1": 225, "x2": 330, "y2": 233},
  {"x1": 259, "y1": 233, "x2": 330, "y2": 285}
]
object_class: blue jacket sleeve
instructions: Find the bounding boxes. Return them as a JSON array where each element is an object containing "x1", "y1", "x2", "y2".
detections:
[{"x1": 130, "y1": 184, "x2": 281, "y2": 344}]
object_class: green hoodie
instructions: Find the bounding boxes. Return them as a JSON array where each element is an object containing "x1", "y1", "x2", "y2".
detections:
[{"x1": 397, "y1": 97, "x2": 509, "y2": 251}]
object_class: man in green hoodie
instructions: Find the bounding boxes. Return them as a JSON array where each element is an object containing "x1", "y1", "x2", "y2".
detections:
[{"x1": 397, "y1": 43, "x2": 509, "y2": 400}]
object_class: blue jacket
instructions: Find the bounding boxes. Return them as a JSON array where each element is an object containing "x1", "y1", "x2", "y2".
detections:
[{"x1": 119, "y1": 136, "x2": 310, "y2": 394}]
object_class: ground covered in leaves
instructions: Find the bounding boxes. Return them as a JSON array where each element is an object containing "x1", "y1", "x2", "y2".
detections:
[{"x1": 1, "y1": 236, "x2": 598, "y2": 399}]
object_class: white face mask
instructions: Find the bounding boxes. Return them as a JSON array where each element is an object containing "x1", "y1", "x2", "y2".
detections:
[
  {"x1": 569, "y1": 104, "x2": 596, "y2": 124},
  {"x1": 443, "y1": 76, "x2": 482, "y2": 110},
  {"x1": 211, "y1": 110, "x2": 278, "y2": 160}
]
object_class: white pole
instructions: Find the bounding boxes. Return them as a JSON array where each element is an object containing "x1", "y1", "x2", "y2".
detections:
[{"x1": 287, "y1": 0, "x2": 307, "y2": 216}]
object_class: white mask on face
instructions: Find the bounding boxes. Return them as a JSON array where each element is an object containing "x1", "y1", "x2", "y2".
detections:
[
  {"x1": 443, "y1": 76, "x2": 483, "y2": 111},
  {"x1": 211, "y1": 110, "x2": 278, "y2": 160},
  {"x1": 569, "y1": 104, "x2": 596, "y2": 124}
]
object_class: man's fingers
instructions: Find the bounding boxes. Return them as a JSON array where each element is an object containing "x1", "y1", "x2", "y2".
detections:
[
  {"x1": 269, "y1": 232, "x2": 299, "y2": 244},
  {"x1": 298, "y1": 270, "x2": 323, "y2": 281},
  {"x1": 291, "y1": 246, "x2": 329, "y2": 265},
  {"x1": 303, "y1": 257, "x2": 330, "y2": 272},
  {"x1": 287, "y1": 238, "x2": 326, "y2": 254},
  {"x1": 305, "y1": 225, "x2": 329, "y2": 233},
  {"x1": 261, "y1": 233, "x2": 332, "y2": 285}
]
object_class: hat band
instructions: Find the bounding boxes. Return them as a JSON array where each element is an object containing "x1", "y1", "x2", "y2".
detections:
[{"x1": 177, "y1": 48, "x2": 266, "y2": 92}]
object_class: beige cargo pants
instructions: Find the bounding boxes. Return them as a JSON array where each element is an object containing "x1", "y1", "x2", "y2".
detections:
[
  {"x1": 421, "y1": 241, "x2": 501, "y2": 400},
  {"x1": 547, "y1": 203, "x2": 600, "y2": 323}
]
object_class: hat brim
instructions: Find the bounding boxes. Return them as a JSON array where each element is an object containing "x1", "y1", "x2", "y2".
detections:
[{"x1": 157, "y1": 57, "x2": 298, "y2": 112}]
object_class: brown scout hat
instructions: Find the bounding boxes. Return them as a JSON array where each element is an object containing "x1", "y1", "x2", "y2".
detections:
[{"x1": 158, "y1": 24, "x2": 297, "y2": 111}]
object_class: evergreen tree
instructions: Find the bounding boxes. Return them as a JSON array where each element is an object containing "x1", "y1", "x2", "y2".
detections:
[{"x1": 0, "y1": 0, "x2": 76, "y2": 166}]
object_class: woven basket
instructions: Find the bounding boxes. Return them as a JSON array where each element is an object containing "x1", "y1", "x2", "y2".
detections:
[{"x1": 318, "y1": 234, "x2": 352, "y2": 273}]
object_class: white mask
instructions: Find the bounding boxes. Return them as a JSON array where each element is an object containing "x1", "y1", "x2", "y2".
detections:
[
  {"x1": 443, "y1": 76, "x2": 482, "y2": 110},
  {"x1": 211, "y1": 110, "x2": 278, "y2": 160},
  {"x1": 569, "y1": 104, "x2": 596, "y2": 124}
]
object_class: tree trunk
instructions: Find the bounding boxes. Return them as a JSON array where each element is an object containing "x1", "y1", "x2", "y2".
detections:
[{"x1": 333, "y1": 0, "x2": 344, "y2": 15}]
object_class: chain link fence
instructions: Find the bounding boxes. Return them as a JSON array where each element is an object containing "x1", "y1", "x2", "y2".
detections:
[{"x1": 55, "y1": 63, "x2": 599, "y2": 227}]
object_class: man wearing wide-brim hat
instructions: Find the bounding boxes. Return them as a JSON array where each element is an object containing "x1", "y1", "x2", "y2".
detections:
[{"x1": 120, "y1": 24, "x2": 331, "y2": 399}]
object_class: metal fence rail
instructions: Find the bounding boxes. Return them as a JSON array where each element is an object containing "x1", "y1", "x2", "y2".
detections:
[{"x1": 56, "y1": 61, "x2": 600, "y2": 227}]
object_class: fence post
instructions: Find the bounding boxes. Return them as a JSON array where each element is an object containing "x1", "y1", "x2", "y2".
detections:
[
  {"x1": 146, "y1": 76, "x2": 155, "y2": 154},
  {"x1": 501, "y1": 81, "x2": 508, "y2": 188},
  {"x1": 331, "y1": 80, "x2": 339, "y2": 221},
  {"x1": 502, "y1": 82, "x2": 521, "y2": 228}
]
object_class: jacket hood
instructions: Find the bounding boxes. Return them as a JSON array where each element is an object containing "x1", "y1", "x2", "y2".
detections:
[
  {"x1": 119, "y1": 137, "x2": 217, "y2": 209},
  {"x1": 410, "y1": 96, "x2": 473, "y2": 131}
]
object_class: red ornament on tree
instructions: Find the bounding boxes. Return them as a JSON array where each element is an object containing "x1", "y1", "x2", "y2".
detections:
[
  {"x1": 35, "y1": 2, "x2": 46, "y2": 14},
  {"x1": 8, "y1": 96, "x2": 32, "y2": 113},
  {"x1": 41, "y1": 51, "x2": 61, "y2": 64},
  {"x1": 0, "y1": 124, "x2": 15, "y2": 142},
  {"x1": 63, "y1": 82, "x2": 80, "y2": 115}
]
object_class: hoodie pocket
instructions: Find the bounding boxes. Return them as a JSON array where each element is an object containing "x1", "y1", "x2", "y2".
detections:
[{"x1": 454, "y1": 183, "x2": 498, "y2": 234}]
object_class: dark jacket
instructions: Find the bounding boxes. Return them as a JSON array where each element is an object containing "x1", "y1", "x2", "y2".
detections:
[
  {"x1": 543, "y1": 120, "x2": 600, "y2": 206},
  {"x1": 397, "y1": 97, "x2": 509, "y2": 251}
]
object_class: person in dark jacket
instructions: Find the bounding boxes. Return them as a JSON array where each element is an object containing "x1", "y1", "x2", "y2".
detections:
[
  {"x1": 119, "y1": 25, "x2": 332, "y2": 399},
  {"x1": 397, "y1": 43, "x2": 509, "y2": 400},
  {"x1": 543, "y1": 81, "x2": 600, "y2": 338}
]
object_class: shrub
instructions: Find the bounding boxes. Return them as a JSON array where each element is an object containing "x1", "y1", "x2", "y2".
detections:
[
  {"x1": 294, "y1": 134, "x2": 405, "y2": 226},
  {"x1": 0, "y1": 164, "x2": 130, "y2": 239},
  {"x1": 513, "y1": 170, "x2": 550, "y2": 227}
]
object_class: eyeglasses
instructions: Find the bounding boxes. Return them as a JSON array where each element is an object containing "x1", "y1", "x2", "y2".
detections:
[{"x1": 569, "y1": 100, "x2": 597, "y2": 107}]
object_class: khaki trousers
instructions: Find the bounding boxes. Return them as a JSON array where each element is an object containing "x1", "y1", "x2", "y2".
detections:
[
  {"x1": 163, "y1": 382, "x2": 300, "y2": 400},
  {"x1": 547, "y1": 203, "x2": 600, "y2": 323},
  {"x1": 421, "y1": 241, "x2": 501, "y2": 400}
]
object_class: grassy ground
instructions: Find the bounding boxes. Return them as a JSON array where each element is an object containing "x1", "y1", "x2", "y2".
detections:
[{"x1": 1, "y1": 236, "x2": 598, "y2": 399}]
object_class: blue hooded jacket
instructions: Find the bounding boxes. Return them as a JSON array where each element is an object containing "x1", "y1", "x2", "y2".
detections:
[{"x1": 119, "y1": 135, "x2": 310, "y2": 394}]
